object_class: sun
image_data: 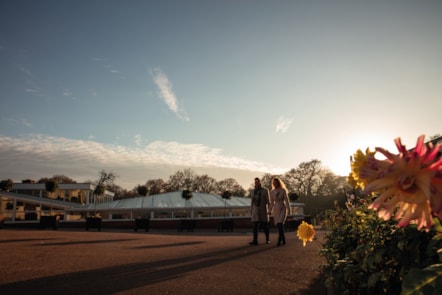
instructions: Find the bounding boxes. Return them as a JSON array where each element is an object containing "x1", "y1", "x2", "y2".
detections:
[{"x1": 323, "y1": 133, "x2": 398, "y2": 177}]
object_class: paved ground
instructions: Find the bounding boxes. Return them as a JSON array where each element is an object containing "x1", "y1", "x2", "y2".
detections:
[{"x1": 0, "y1": 228, "x2": 327, "y2": 295}]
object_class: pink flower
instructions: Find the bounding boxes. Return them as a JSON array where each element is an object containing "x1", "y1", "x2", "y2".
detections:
[{"x1": 362, "y1": 135, "x2": 442, "y2": 230}]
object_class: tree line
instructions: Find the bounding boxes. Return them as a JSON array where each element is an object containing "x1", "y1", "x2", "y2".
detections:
[{"x1": 1, "y1": 159, "x2": 352, "y2": 218}]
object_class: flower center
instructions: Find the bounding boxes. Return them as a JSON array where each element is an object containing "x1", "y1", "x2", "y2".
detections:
[{"x1": 399, "y1": 175, "x2": 414, "y2": 191}]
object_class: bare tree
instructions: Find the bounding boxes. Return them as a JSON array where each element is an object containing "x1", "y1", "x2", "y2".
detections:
[
  {"x1": 229, "y1": 183, "x2": 246, "y2": 197},
  {"x1": 192, "y1": 174, "x2": 217, "y2": 193},
  {"x1": 145, "y1": 178, "x2": 166, "y2": 195},
  {"x1": 114, "y1": 188, "x2": 138, "y2": 200},
  {"x1": 284, "y1": 159, "x2": 322, "y2": 198},
  {"x1": 106, "y1": 183, "x2": 127, "y2": 200},
  {"x1": 37, "y1": 175, "x2": 77, "y2": 184},
  {"x1": 166, "y1": 169, "x2": 195, "y2": 192},
  {"x1": 316, "y1": 169, "x2": 349, "y2": 198},
  {"x1": 216, "y1": 178, "x2": 236, "y2": 193},
  {"x1": 259, "y1": 173, "x2": 275, "y2": 191},
  {"x1": 0, "y1": 179, "x2": 13, "y2": 191},
  {"x1": 22, "y1": 179, "x2": 36, "y2": 183},
  {"x1": 94, "y1": 170, "x2": 117, "y2": 196},
  {"x1": 283, "y1": 161, "x2": 350, "y2": 219},
  {"x1": 216, "y1": 178, "x2": 246, "y2": 197}
]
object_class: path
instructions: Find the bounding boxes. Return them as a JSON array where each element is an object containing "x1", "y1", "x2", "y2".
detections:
[{"x1": 0, "y1": 229, "x2": 326, "y2": 295}]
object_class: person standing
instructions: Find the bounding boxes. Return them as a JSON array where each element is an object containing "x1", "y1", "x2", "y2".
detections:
[
  {"x1": 269, "y1": 177, "x2": 291, "y2": 246},
  {"x1": 249, "y1": 177, "x2": 270, "y2": 245}
]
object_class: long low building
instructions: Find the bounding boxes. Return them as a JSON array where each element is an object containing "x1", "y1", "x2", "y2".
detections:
[{"x1": 0, "y1": 182, "x2": 305, "y2": 229}]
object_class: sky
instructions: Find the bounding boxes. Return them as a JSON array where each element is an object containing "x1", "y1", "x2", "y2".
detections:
[{"x1": 1, "y1": 0, "x2": 441, "y2": 190}]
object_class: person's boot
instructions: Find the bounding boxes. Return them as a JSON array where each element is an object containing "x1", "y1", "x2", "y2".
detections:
[
  {"x1": 250, "y1": 230, "x2": 258, "y2": 245},
  {"x1": 281, "y1": 234, "x2": 286, "y2": 246},
  {"x1": 277, "y1": 224, "x2": 284, "y2": 246},
  {"x1": 250, "y1": 223, "x2": 259, "y2": 245}
]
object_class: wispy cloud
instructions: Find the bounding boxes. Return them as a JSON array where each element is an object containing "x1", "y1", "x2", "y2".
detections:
[
  {"x1": 0, "y1": 134, "x2": 285, "y2": 188},
  {"x1": 152, "y1": 68, "x2": 189, "y2": 121},
  {"x1": 19, "y1": 66, "x2": 32, "y2": 76},
  {"x1": 2, "y1": 117, "x2": 33, "y2": 129},
  {"x1": 63, "y1": 89, "x2": 76, "y2": 101},
  {"x1": 20, "y1": 118, "x2": 33, "y2": 129},
  {"x1": 275, "y1": 116, "x2": 293, "y2": 134},
  {"x1": 63, "y1": 90, "x2": 72, "y2": 96},
  {"x1": 105, "y1": 65, "x2": 121, "y2": 74},
  {"x1": 19, "y1": 65, "x2": 43, "y2": 96},
  {"x1": 0, "y1": 134, "x2": 271, "y2": 171},
  {"x1": 92, "y1": 58, "x2": 124, "y2": 78}
]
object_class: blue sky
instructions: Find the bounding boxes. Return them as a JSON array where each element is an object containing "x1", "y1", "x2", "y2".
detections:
[{"x1": 1, "y1": 0, "x2": 441, "y2": 190}]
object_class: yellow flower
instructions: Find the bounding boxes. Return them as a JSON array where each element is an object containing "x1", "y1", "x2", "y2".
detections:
[
  {"x1": 297, "y1": 221, "x2": 316, "y2": 246},
  {"x1": 350, "y1": 148, "x2": 377, "y2": 189},
  {"x1": 347, "y1": 172, "x2": 358, "y2": 188}
]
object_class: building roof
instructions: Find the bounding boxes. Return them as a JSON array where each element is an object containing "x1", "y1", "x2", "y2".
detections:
[
  {"x1": 91, "y1": 191, "x2": 252, "y2": 210},
  {"x1": 2, "y1": 184, "x2": 304, "y2": 212},
  {"x1": 12, "y1": 182, "x2": 114, "y2": 197},
  {"x1": 0, "y1": 190, "x2": 84, "y2": 209}
]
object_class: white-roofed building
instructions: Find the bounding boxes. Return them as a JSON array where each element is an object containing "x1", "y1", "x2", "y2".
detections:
[{"x1": 0, "y1": 183, "x2": 305, "y2": 230}]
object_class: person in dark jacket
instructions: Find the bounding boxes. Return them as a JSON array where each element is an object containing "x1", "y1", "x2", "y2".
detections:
[{"x1": 249, "y1": 177, "x2": 270, "y2": 245}]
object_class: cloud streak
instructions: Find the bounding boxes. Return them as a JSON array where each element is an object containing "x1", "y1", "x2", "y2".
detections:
[
  {"x1": 0, "y1": 134, "x2": 272, "y2": 171},
  {"x1": 152, "y1": 68, "x2": 189, "y2": 121},
  {"x1": 275, "y1": 116, "x2": 293, "y2": 133},
  {"x1": 0, "y1": 134, "x2": 285, "y2": 189},
  {"x1": 2, "y1": 117, "x2": 33, "y2": 129}
]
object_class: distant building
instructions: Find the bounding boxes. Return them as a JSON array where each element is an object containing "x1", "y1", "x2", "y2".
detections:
[
  {"x1": 0, "y1": 183, "x2": 113, "y2": 222},
  {"x1": 0, "y1": 183, "x2": 305, "y2": 225}
]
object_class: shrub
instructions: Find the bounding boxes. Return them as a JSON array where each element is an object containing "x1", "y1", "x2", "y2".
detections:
[{"x1": 320, "y1": 204, "x2": 441, "y2": 295}]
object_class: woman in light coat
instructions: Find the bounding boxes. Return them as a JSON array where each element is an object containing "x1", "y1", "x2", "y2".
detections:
[{"x1": 269, "y1": 177, "x2": 291, "y2": 246}]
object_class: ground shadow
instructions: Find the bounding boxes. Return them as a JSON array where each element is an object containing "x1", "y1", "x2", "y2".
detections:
[
  {"x1": 295, "y1": 272, "x2": 327, "y2": 295},
  {"x1": 33, "y1": 238, "x2": 139, "y2": 246},
  {"x1": 0, "y1": 242, "x2": 273, "y2": 295},
  {"x1": 132, "y1": 241, "x2": 206, "y2": 249},
  {"x1": 0, "y1": 238, "x2": 59, "y2": 244}
]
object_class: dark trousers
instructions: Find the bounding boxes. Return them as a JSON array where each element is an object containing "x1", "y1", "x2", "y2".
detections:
[
  {"x1": 252, "y1": 221, "x2": 269, "y2": 242},
  {"x1": 277, "y1": 223, "x2": 286, "y2": 243}
]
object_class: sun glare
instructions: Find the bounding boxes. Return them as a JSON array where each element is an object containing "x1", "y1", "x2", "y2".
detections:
[{"x1": 324, "y1": 133, "x2": 400, "y2": 176}]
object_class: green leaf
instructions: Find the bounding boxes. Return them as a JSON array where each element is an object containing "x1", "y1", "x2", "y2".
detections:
[
  {"x1": 367, "y1": 272, "x2": 382, "y2": 288},
  {"x1": 374, "y1": 248, "x2": 386, "y2": 264},
  {"x1": 401, "y1": 264, "x2": 442, "y2": 295},
  {"x1": 432, "y1": 217, "x2": 442, "y2": 233},
  {"x1": 398, "y1": 239, "x2": 406, "y2": 251}
]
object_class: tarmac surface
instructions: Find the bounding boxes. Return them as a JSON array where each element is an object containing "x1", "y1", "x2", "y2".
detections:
[{"x1": 0, "y1": 228, "x2": 327, "y2": 295}]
